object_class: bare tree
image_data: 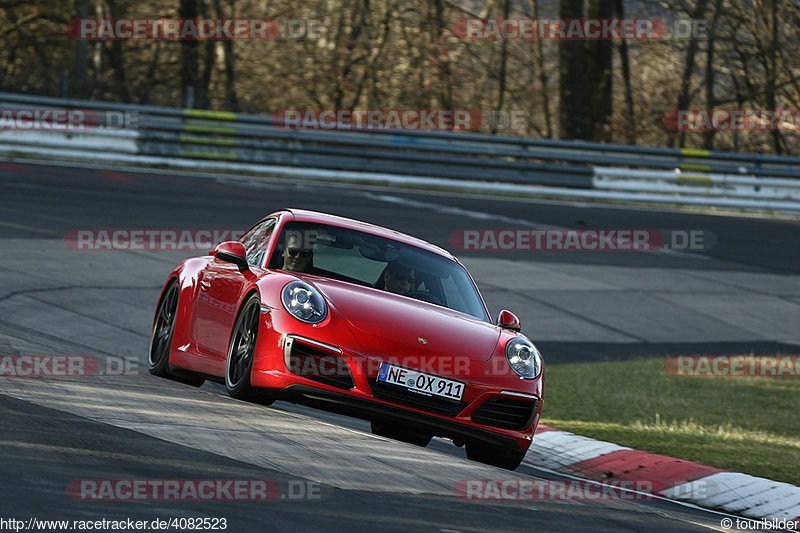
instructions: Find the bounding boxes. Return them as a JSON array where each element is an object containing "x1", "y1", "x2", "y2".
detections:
[
  {"x1": 702, "y1": 0, "x2": 723, "y2": 149},
  {"x1": 106, "y1": 0, "x2": 130, "y2": 102},
  {"x1": 72, "y1": 0, "x2": 89, "y2": 98},
  {"x1": 670, "y1": 0, "x2": 710, "y2": 148},
  {"x1": 215, "y1": 0, "x2": 239, "y2": 111},
  {"x1": 764, "y1": 0, "x2": 781, "y2": 153},
  {"x1": 585, "y1": 0, "x2": 614, "y2": 141},
  {"x1": 0, "y1": 0, "x2": 797, "y2": 153},
  {"x1": 615, "y1": 0, "x2": 634, "y2": 143},
  {"x1": 491, "y1": 0, "x2": 511, "y2": 134},
  {"x1": 559, "y1": 0, "x2": 586, "y2": 139},
  {"x1": 179, "y1": 0, "x2": 199, "y2": 107},
  {"x1": 525, "y1": 0, "x2": 552, "y2": 137}
]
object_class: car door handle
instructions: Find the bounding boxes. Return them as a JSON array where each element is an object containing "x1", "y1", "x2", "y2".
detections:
[{"x1": 200, "y1": 280, "x2": 211, "y2": 289}]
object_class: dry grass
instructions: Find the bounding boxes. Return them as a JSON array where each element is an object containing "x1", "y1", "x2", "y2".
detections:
[{"x1": 540, "y1": 358, "x2": 800, "y2": 485}]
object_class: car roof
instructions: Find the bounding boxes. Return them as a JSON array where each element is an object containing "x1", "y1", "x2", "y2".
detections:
[{"x1": 277, "y1": 208, "x2": 457, "y2": 261}]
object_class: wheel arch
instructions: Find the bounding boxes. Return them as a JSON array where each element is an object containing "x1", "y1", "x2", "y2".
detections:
[{"x1": 225, "y1": 287, "x2": 266, "y2": 401}]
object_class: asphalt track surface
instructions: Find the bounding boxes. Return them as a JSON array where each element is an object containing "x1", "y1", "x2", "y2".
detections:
[{"x1": 1, "y1": 160, "x2": 798, "y2": 532}]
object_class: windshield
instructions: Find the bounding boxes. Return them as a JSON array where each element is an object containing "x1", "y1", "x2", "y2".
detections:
[{"x1": 267, "y1": 221, "x2": 489, "y2": 322}]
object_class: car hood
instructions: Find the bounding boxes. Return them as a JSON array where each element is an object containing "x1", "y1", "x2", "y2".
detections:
[{"x1": 311, "y1": 278, "x2": 498, "y2": 362}]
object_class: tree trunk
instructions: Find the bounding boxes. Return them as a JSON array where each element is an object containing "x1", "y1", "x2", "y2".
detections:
[
  {"x1": 492, "y1": 0, "x2": 512, "y2": 134},
  {"x1": 615, "y1": 0, "x2": 635, "y2": 143},
  {"x1": 71, "y1": 0, "x2": 89, "y2": 98},
  {"x1": 139, "y1": 41, "x2": 162, "y2": 105},
  {"x1": 215, "y1": 0, "x2": 239, "y2": 111},
  {"x1": 671, "y1": 0, "x2": 710, "y2": 148},
  {"x1": 179, "y1": 0, "x2": 199, "y2": 108},
  {"x1": 766, "y1": 0, "x2": 782, "y2": 153},
  {"x1": 559, "y1": 0, "x2": 586, "y2": 139},
  {"x1": 433, "y1": 0, "x2": 453, "y2": 112},
  {"x1": 532, "y1": 0, "x2": 552, "y2": 137},
  {"x1": 106, "y1": 0, "x2": 130, "y2": 102},
  {"x1": 195, "y1": 0, "x2": 213, "y2": 109},
  {"x1": 585, "y1": 0, "x2": 614, "y2": 141},
  {"x1": 702, "y1": 0, "x2": 723, "y2": 150},
  {"x1": 333, "y1": 0, "x2": 369, "y2": 109}
]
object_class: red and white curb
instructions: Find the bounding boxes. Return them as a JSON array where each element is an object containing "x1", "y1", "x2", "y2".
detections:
[{"x1": 526, "y1": 425, "x2": 800, "y2": 527}]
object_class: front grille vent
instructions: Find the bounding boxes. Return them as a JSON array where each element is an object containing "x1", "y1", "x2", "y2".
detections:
[
  {"x1": 470, "y1": 397, "x2": 538, "y2": 430},
  {"x1": 286, "y1": 340, "x2": 354, "y2": 390}
]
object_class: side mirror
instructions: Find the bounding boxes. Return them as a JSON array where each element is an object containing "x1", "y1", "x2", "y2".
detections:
[
  {"x1": 497, "y1": 310, "x2": 521, "y2": 332},
  {"x1": 214, "y1": 241, "x2": 248, "y2": 271}
]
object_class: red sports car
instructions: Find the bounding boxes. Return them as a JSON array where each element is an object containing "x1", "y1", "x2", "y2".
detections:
[{"x1": 149, "y1": 209, "x2": 544, "y2": 470}]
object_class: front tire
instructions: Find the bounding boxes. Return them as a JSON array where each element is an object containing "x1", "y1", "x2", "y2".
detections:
[
  {"x1": 149, "y1": 280, "x2": 205, "y2": 387},
  {"x1": 225, "y1": 293, "x2": 271, "y2": 404},
  {"x1": 465, "y1": 441, "x2": 527, "y2": 471}
]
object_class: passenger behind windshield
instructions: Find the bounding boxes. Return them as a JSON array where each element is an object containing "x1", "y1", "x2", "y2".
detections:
[{"x1": 377, "y1": 262, "x2": 416, "y2": 295}]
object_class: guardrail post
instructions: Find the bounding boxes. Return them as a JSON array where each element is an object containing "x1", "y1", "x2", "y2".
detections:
[{"x1": 183, "y1": 86, "x2": 195, "y2": 110}]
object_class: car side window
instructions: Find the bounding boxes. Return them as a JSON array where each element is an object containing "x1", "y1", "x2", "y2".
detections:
[
  {"x1": 241, "y1": 218, "x2": 276, "y2": 267},
  {"x1": 440, "y1": 275, "x2": 465, "y2": 311}
]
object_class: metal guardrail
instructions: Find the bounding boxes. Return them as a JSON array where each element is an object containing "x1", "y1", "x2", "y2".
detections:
[{"x1": 1, "y1": 91, "x2": 799, "y2": 214}]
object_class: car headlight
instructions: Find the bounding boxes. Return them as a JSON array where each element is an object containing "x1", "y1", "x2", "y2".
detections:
[
  {"x1": 281, "y1": 281, "x2": 327, "y2": 324},
  {"x1": 505, "y1": 338, "x2": 542, "y2": 379}
]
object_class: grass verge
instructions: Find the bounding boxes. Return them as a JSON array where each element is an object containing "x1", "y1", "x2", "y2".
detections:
[{"x1": 539, "y1": 357, "x2": 800, "y2": 485}]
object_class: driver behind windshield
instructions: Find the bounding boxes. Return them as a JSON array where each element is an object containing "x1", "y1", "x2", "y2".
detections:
[{"x1": 382, "y1": 262, "x2": 416, "y2": 295}]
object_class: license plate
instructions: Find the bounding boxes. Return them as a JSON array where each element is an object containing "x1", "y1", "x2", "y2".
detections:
[{"x1": 377, "y1": 363, "x2": 465, "y2": 401}]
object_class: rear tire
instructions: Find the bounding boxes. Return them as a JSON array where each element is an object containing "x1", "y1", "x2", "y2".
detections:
[
  {"x1": 148, "y1": 280, "x2": 205, "y2": 387},
  {"x1": 465, "y1": 441, "x2": 526, "y2": 471},
  {"x1": 225, "y1": 293, "x2": 272, "y2": 404},
  {"x1": 370, "y1": 420, "x2": 433, "y2": 447}
]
